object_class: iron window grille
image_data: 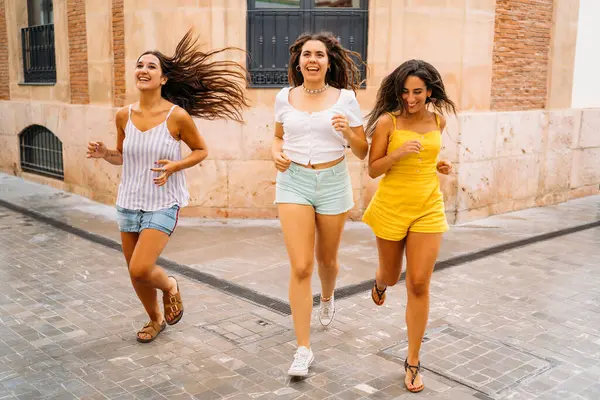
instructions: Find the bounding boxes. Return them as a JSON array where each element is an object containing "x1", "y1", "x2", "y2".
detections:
[
  {"x1": 21, "y1": 24, "x2": 56, "y2": 84},
  {"x1": 19, "y1": 125, "x2": 64, "y2": 180},
  {"x1": 247, "y1": 0, "x2": 368, "y2": 88}
]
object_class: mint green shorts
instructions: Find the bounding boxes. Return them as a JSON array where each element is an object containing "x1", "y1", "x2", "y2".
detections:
[{"x1": 275, "y1": 158, "x2": 354, "y2": 215}]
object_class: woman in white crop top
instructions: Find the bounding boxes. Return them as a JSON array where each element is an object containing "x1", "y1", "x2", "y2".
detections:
[
  {"x1": 86, "y1": 30, "x2": 249, "y2": 344},
  {"x1": 271, "y1": 31, "x2": 368, "y2": 377}
]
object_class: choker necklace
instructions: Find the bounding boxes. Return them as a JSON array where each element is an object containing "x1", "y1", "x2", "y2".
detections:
[{"x1": 302, "y1": 83, "x2": 329, "y2": 94}]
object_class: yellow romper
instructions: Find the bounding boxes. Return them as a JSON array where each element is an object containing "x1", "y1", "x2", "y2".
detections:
[{"x1": 362, "y1": 112, "x2": 448, "y2": 241}]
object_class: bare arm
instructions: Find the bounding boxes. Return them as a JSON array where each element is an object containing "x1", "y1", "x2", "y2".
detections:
[
  {"x1": 87, "y1": 106, "x2": 127, "y2": 165},
  {"x1": 437, "y1": 115, "x2": 453, "y2": 175},
  {"x1": 272, "y1": 122, "x2": 284, "y2": 156},
  {"x1": 151, "y1": 108, "x2": 208, "y2": 186},
  {"x1": 172, "y1": 108, "x2": 208, "y2": 171},
  {"x1": 344, "y1": 125, "x2": 368, "y2": 160},
  {"x1": 367, "y1": 114, "x2": 421, "y2": 179},
  {"x1": 332, "y1": 96, "x2": 368, "y2": 159},
  {"x1": 367, "y1": 114, "x2": 395, "y2": 178},
  {"x1": 439, "y1": 114, "x2": 447, "y2": 134},
  {"x1": 104, "y1": 107, "x2": 127, "y2": 165},
  {"x1": 271, "y1": 123, "x2": 291, "y2": 172},
  {"x1": 102, "y1": 149, "x2": 123, "y2": 165}
]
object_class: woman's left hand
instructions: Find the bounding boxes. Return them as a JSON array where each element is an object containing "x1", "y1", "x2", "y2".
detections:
[
  {"x1": 332, "y1": 114, "x2": 351, "y2": 137},
  {"x1": 151, "y1": 159, "x2": 179, "y2": 186},
  {"x1": 436, "y1": 160, "x2": 453, "y2": 175}
]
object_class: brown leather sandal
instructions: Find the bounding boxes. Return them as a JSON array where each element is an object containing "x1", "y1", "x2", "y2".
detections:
[
  {"x1": 371, "y1": 282, "x2": 387, "y2": 306},
  {"x1": 136, "y1": 320, "x2": 166, "y2": 343},
  {"x1": 163, "y1": 276, "x2": 184, "y2": 325},
  {"x1": 404, "y1": 358, "x2": 424, "y2": 393}
]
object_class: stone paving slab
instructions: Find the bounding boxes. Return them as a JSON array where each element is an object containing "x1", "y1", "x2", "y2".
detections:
[
  {"x1": 202, "y1": 313, "x2": 290, "y2": 346},
  {"x1": 0, "y1": 202, "x2": 600, "y2": 399},
  {"x1": 2, "y1": 173, "x2": 600, "y2": 306},
  {"x1": 382, "y1": 324, "x2": 556, "y2": 399}
]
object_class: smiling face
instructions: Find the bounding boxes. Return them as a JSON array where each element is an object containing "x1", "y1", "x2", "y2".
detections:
[
  {"x1": 135, "y1": 54, "x2": 166, "y2": 92},
  {"x1": 401, "y1": 75, "x2": 432, "y2": 114},
  {"x1": 298, "y1": 40, "x2": 329, "y2": 86}
]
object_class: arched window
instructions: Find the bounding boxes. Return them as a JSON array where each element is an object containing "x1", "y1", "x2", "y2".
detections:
[
  {"x1": 19, "y1": 125, "x2": 64, "y2": 180},
  {"x1": 246, "y1": 0, "x2": 368, "y2": 87}
]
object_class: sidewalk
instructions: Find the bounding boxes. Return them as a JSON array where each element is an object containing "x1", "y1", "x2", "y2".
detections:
[
  {"x1": 1, "y1": 172, "x2": 599, "y2": 309},
  {"x1": 0, "y1": 179, "x2": 599, "y2": 399}
]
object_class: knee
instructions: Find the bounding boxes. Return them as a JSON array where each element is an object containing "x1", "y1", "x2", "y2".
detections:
[
  {"x1": 129, "y1": 262, "x2": 151, "y2": 283},
  {"x1": 406, "y1": 279, "x2": 429, "y2": 298},
  {"x1": 316, "y1": 256, "x2": 338, "y2": 270},
  {"x1": 291, "y1": 260, "x2": 314, "y2": 281}
]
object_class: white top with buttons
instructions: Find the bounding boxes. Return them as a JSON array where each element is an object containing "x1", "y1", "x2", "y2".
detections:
[{"x1": 274, "y1": 87, "x2": 364, "y2": 165}]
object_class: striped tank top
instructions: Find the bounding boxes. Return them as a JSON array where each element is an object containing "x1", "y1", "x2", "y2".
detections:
[{"x1": 116, "y1": 104, "x2": 189, "y2": 211}]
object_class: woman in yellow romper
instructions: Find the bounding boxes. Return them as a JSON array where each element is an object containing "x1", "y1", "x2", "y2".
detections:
[{"x1": 362, "y1": 60, "x2": 456, "y2": 393}]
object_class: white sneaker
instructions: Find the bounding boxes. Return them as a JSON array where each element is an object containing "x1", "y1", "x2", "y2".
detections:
[
  {"x1": 288, "y1": 346, "x2": 314, "y2": 377},
  {"x1": 318, "y1": 295, "x2": 335, "y2": 326}
]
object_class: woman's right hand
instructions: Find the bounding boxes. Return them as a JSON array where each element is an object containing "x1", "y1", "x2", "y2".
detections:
[
  {"x1": 272, "y1": 151, "x2": 291, "y2": 172},
  {"x1": 390, "y1": 140, "x2": 422, "y2": 161},
  {"x1": 87, "y1": 141, "x2": 108, "y2": 159}
]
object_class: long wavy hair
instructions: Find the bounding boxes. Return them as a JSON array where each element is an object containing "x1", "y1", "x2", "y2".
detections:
[
  {"x1": 366, "y1": 59, "x2": 457, "y2": 135},
  {"x1": 287, "y1": 32, "x2": 364, "y2": 92},
  {"x1": 139, "y1": 29, "x2": 250, "y2": 122}
]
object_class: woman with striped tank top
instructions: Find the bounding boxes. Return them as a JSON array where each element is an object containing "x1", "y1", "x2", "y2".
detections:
[{"x1": 86, "y1": 30, "x2": 249, "y2": 343}]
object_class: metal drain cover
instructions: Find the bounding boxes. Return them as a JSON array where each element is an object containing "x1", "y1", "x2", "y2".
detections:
[
  {"x1": 381, "y1": 325, "x2": 555, "y2": 398},
  {"x1": 202, "y1": 313, "x2": 289, "y2": 345}
]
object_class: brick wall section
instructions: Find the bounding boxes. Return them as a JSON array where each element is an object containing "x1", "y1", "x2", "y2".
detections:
[
  {"x1": 490, "y1": 0, "x2": 554, "y2": 111},
  {"x1": 112, "y1": 0, "x2": 125, "y2": 107},
  {"x1": 67, "y1": 0, "x2": 89, "y2": 104},
  {"x1": 0, "y1": 0, "x2": 9, "y2": 100}
]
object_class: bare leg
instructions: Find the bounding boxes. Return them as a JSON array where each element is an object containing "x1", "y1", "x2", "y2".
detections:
[
  {"x1": 278, "y1": 204, "x2": 316, "y2": 348},
  {"x1": 315, "y1": 212, "x2": 348, "y2": 300},
  {"x1": 127, "y1": 229, "x2": 179, "y2": 339},
  {"x1": 375, "y1": 236, "x2": 405, "y2": 288},
  {"x1": 404, "y1": 232, "x2": 443, "y2": 391},
  {"x1": 371, "y1": 237, "x2": 405, "y2": 305}
]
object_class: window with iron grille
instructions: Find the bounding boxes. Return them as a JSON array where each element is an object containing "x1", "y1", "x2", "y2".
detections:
[
  {"x1": 22, "y1": 0, "x2": 56, "y2": 84},
  {"x1": 247, "y1": 0, "x2": 368, "y2": 88},
  {"x1": 19, "y1": 125, "x2": 64, "y2": 180}
]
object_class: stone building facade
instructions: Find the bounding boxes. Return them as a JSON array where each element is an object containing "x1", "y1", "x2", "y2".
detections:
[{"x1": 0, "y1": 0, "x2": 598, "y2": 222}]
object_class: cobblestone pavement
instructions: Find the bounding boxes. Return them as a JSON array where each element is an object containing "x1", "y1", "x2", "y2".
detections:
[{"x1": 0, "y1": 206, "x2": 599, "y2": 399}]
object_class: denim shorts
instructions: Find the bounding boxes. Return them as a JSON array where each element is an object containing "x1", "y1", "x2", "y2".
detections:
[
  {"x1": 116, "y1": 205, "x2": 180, "y2": 236},
  {"x1": 275, "y1": 157, "x2": 354, "y2": 215}
]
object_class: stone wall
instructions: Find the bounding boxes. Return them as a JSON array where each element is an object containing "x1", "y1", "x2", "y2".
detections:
[
  {"x1": 1, "y1": 101, "x2": 598, "y2": 223},
  {"x1": 0, "y1": 0, "x2": 579, "y2": 109},
  {"x1": 449, "y1": 109, "x2": 600, "y2": 222},
  {"x1": 83, "y1": 0, "x2": 113, "y2": 105},
  {"x1": 0, "y1": 0, "x2": 595, "y2": 223},
  {"x1": 547, "y1": 0, "x2": 580, "y2": 109},
  {"x1": 5, "y1": 0, "x2": 70, "y2": 102}
]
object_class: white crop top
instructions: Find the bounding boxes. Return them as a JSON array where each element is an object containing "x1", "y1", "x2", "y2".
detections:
[{"x1": 275, "y1": 87, "x2": 363, "y2": 165}]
